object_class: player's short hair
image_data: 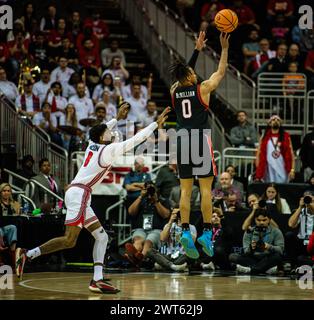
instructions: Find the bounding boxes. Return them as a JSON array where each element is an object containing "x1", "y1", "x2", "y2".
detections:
[
  {"x1": 169, "y1": 60, "x2": 192, "y2": 83},
  {"x1": 89, "y1": 124, "x2": 108, "y2": 143}
]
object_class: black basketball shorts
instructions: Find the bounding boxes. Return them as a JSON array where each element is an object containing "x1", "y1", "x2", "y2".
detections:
[{"x1": 176, "y1": 130, "x2": 217, "y2": 179}]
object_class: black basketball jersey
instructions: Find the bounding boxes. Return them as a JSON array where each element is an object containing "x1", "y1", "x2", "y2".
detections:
[{"x1": 171, "y1": 84, "x2": 210, "y2": 130}]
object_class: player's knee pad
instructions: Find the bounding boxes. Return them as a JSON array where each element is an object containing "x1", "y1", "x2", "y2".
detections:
[{"x1": 92, "y1": 227, "x2": 108, "y2": 243}]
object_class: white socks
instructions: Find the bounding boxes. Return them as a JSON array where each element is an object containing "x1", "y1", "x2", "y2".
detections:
[
  {"x1": 26, "y1": 247, "x2": 41, "y2": 260},
  {"x1": 91, "y1": 227, "x2": 108, "y2": 281},
  {"x1": 94, "y1": 265, "x2": 103, "y2": 281}
]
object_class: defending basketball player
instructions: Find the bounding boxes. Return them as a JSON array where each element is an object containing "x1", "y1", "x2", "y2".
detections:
[
  {"x1": 169, "y1": 32, "x2": 230, "y2": 259},
  {"x1": 15, "y1": 102, "x2": 170, "y2": 294}
]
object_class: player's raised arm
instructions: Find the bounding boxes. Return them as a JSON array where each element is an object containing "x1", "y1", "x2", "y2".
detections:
[
  {"x1": 201, "y1": 33, "x2": 229, "y2": 93},
  {"x1": 101, "y1": 107, "x2": 171, "y2": 166},
  {"x1": 170, "y1": 31, "x2": 207, "y2": 95},
  {"x1": 188, "y1": 30, "x2": 207, "y2": 69}
]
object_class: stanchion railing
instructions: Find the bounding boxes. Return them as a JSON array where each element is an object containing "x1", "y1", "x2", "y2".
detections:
[
  {"x1": 257, "y1": 72, "x2": 307, "y2": 133},
  {"x1": 223, "y1": 147, "x2": 257, "y2": 178},
  {"x1": 0, "y1": 95, "x2": 68, "y2": 186},
  {"x1": 306, "y1": 89, "x2": 314, "y2": 133}
]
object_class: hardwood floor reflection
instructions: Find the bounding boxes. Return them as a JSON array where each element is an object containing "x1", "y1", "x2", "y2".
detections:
[{"x1": 1, "y1": 272, "x2": 313, "y2": 300}]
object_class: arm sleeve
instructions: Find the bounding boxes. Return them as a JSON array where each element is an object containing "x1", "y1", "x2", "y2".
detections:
[
  {"x1": 100, "y1": 122, "x2": 158, "y2": 166},
  {"x1": 105, "y1": 119, "x2": 117, "y2": 130},
  {"x1": 188, "y1": 49, "x2": 200, "y2": 69}
]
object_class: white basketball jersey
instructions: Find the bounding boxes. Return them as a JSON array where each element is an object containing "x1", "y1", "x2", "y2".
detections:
[
  {"x1": 71, "y1": 142, "x2": 111, "y2": 189},
  {"x1": 71, "y1": 121, "x2": 158, "y2": 191}
]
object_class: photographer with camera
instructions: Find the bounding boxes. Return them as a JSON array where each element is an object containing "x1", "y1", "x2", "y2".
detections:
[
  {"x1": 242, "y1": 196, "x2": 279, "y2": 231},
  {"x1": 145, "y1": 208, "x2": 195, "y2": 272},
  {"x1": 125, "y1": 181, "x2": 171, "y2": 266},
  {"x1": 229, "y1": 209, "x2": 284, "y2": 274},
  {"x1": 123, "y1": 157, "x2": 151, "y2": 208},
  {"x1": 286, "y1": 191, "x2": 314, "y2": 269}
]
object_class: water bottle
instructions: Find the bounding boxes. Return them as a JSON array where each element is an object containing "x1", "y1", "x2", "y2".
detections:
[{"x1": 23, "y1": 200, "x2": 29, "y2": 215}]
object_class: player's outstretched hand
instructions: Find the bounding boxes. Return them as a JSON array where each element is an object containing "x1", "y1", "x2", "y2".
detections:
[
  {"x1": 220, "y1": 32, "x2": 230, "y2": 49},
  {"x1": 117, "y1": 102, "x2": 130, "y2": 120},
  {"x1": 195, "y1": 30, "x2": 207, "y2": 51},
  {"x1": 156, "y1": 106, "x2": 171, "y2": 128}
]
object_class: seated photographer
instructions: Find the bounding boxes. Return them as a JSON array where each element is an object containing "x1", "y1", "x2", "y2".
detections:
[
  {"x1": 123, "y1": 157, "x2": 151, "y2": 208},
  {"x1": 260, "y1": 183, "x2": 291, "y2": 214},
  {"x1": 125, "y1": 181, "x2": 171, "y2": 266},
  {"x1": 229, "y1": 209, "x2": 285, "y2": 275},
  {"x1": 200, "y1": 212, "x2": 234, "y2": 271},
  {"x1": 145, "y1": 208, "x2": 194, "y2": 272},
  {"x1": 242, "y1": 195, "x2": 279, "y2": 231},
  {"x1": 286, "y1": 191, "x2": 314, "y2": 269}
]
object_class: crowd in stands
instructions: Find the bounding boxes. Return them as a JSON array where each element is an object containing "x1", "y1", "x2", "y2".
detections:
[
  {"x1": 1, "y1": 1, "x2": 314, "y2": 277},
  {"x1": 164, "y1": 0, "x2": 314, "y2": 90},
  {"x1": 0, "y1": 2, "x2": 156, "y2": 153}
]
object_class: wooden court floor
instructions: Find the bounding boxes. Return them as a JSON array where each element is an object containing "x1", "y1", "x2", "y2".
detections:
[{"x1": 1, "y1": 271, "x2": 314, "y2": 300}]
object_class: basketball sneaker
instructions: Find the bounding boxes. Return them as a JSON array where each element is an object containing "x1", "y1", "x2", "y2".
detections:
[
  {"x1": 15, "y1": 248, "x2": 28, "y2": 280},
  {"x1": 89, "y1": 279, "x2": 120, "y2": 294},
  {"x1": 180, "y1": 230, "x2": 199, "y2": 259},
  {"x1": 197, "y1": 230, "x2": 214, "y2": 257}
]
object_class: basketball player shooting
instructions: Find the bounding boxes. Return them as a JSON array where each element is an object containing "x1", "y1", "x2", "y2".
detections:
[
  {"x1": 15, "y1": 102, "x2": 170, "y2": 294},
  {"x1": 169, "y1": 32, "x2": 230, "y2": 259}
]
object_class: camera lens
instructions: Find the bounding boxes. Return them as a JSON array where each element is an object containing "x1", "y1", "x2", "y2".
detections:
[
  {"x1": 258, "y1": 199, "x2": 266, "y2": 208},
  {"x1": 304, "y1": 196, "x2": 312, "y2": 205}
]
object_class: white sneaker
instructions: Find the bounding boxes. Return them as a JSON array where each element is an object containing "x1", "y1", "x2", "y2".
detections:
[
  {"x1": 236, "y1": 264, "x2": 251, "y2": 274},
  {"x1": 266, "y1": 266, "x2": 277, "y2": 275},
  {"x1": 201, "y1": 261, "x2": 215, "y2": 271},
  {"x1": 170, "y1": 262, "x2": 188, "y2": 272},
  {"x1": 154, "y1": 262, "x2": 163, "y2": 271}
]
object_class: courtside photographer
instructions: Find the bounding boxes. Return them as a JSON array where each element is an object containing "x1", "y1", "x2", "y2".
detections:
[
  {"x1": 286, "y1": 191, "x2": 314, "y2": 270},
  {"x1": 125, "y1": 181, "x2": 171, "y2": 266},
  {"x1": 229, "y1": 208, "x2": 284, "y2": 275}
]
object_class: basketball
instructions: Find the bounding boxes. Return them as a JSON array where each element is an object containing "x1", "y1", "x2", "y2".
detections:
[{"x1": 214, "y1": 9, "x2": 238, "y2": 33}]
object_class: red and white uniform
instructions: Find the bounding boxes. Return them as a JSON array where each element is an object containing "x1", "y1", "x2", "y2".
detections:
[{"x1": 65, "y1": 119, "x2": 158, "y2": 228}]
